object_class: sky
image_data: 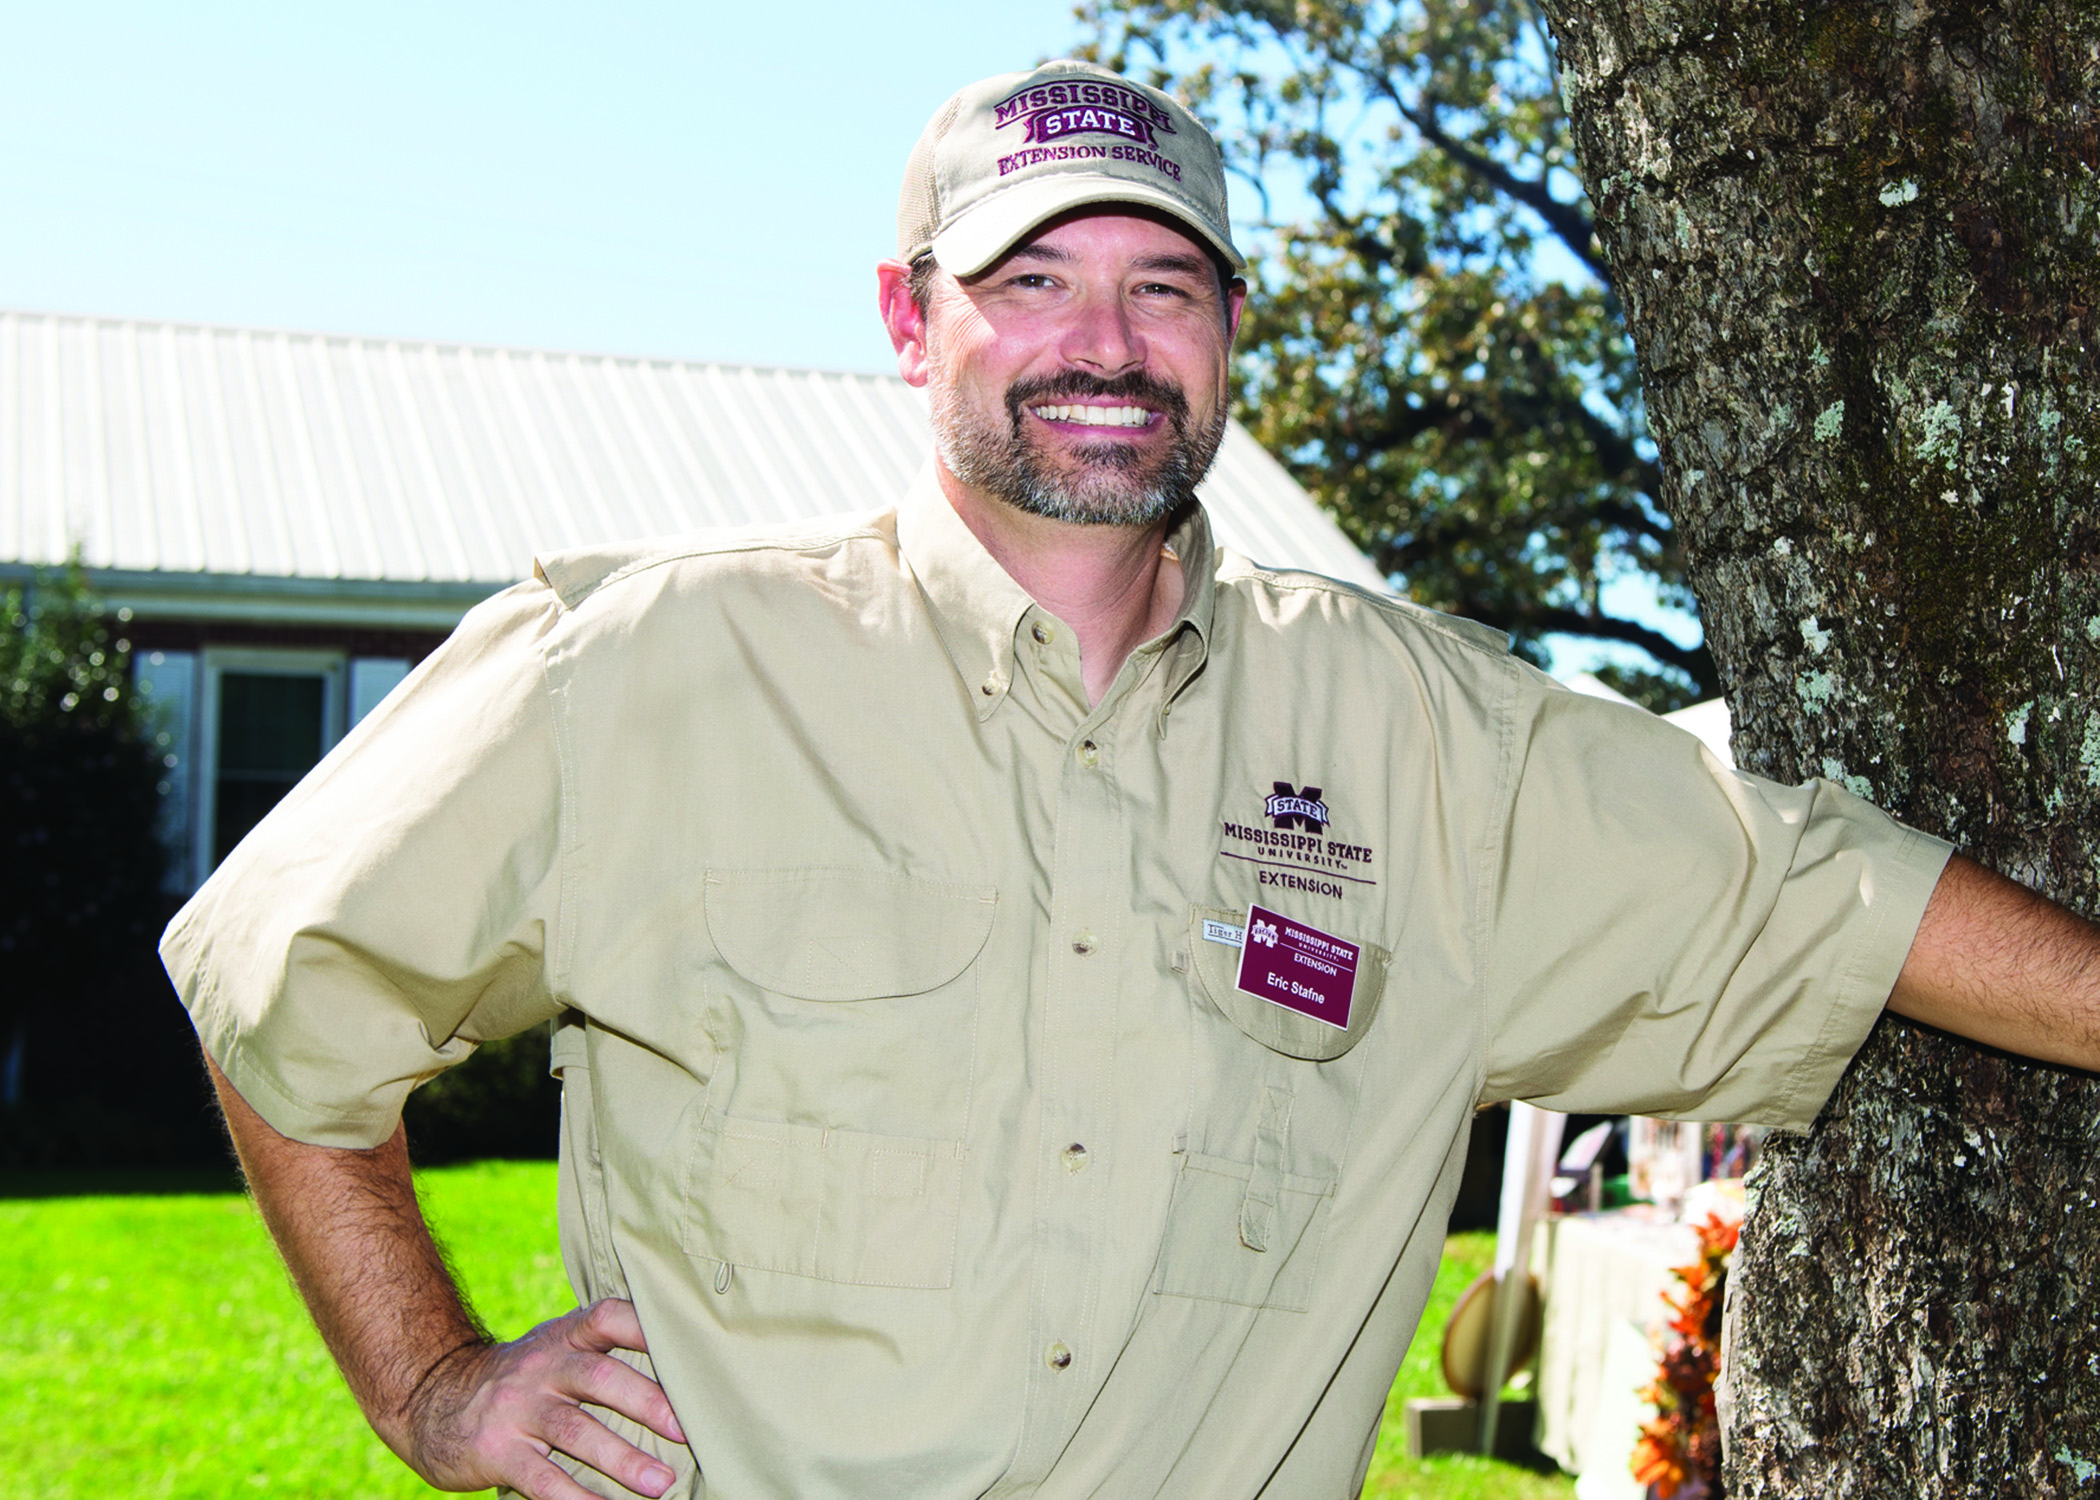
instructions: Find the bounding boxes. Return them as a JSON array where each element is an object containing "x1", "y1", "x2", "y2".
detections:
[{"x1": 0, "y1": 1, "x2": 1093, "y2": 374}]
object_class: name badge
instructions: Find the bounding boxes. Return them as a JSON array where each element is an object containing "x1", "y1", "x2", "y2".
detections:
[{"x1": 1234, "y1": 903, "x2": 1358, "y2": 1031}]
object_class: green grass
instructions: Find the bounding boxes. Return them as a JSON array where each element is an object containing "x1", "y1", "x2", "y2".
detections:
[
  {"x1": 0, "y1": 1166, "x2": 1569, "y2": 1499},
  {"x1": 1361, "y1": 1231, "x2": 1577, "y2": 1499},
  {"x1": 0, "y1": 1161, "x2": 567, "y2": 1500}
]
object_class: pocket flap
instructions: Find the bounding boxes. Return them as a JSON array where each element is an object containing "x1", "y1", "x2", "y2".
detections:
[
  {"x1": 1188, "y1": 905, "x2": 1389, "y2": 1060},
  {"x1": 705, "y1": 868, "x2": 996, "y2": 1000}
]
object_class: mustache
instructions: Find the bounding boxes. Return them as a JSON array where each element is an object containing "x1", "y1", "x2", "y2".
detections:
[{"x1": 1004, "y1": 370, "x2": 1190, "y2": 428}]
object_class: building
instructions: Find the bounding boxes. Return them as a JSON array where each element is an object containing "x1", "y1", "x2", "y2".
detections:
[{"x1": 0, "y1": 309, "x2": 1390, "y2": 894}]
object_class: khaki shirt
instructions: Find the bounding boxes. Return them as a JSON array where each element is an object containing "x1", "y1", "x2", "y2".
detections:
[{"x1": 164, "y1": 469, "x2": 1950, "y2": 1500}]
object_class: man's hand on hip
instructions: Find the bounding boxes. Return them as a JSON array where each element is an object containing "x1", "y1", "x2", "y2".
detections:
[
  {"x1": 204, "y1": 1054, "x2": 687, "y2": 1499},
  {"x1": 402, "y1": 1298, "x2": 685, "y2": 1500}
]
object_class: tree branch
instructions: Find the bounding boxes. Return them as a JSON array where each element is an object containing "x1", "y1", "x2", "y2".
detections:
[
  {"x1": 1364, "y1": 73, "x2": 1612, "y2": 283},
  {"x1": 1498, "y1": 603, "x2": 1712, "y2": 685}
]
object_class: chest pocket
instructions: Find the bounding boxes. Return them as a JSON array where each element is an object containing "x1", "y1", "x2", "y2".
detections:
[
  {"x1": 683, "y1": 868, "x2": 996, "y2": 1290},
  {"x1": 1153, "y1": 905, "x2": 1391, "y2": 1312}
]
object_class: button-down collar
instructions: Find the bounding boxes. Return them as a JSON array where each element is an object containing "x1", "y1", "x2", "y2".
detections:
[{"x1": 894, "y1": 465, "x2": 1216, "y2": 727}]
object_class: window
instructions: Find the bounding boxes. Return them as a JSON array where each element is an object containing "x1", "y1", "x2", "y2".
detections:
[
  {"x1": 349, "y1": 658, "x2": 410, "y2": 728},
  {"x1": 196, "y1": 650, "x2": 345, "y2": 878},
  {"x1": 213, "y1": 671, "x2": 328, "y2": 865},
  {"x1": 136, "y1": 649, "x2": 198, "y2": 895},
  {"x1": 138, "y1": 647, "x2": 418, "y2": 892}
]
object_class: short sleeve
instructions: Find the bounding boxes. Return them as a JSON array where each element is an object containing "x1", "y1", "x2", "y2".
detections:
[
  {"x1": 160, "y1": 579, "x2": 569, "y2": 1150},
  {"x1": 1480, "y1": 675, "x2": 1951, "y2": 1129}
]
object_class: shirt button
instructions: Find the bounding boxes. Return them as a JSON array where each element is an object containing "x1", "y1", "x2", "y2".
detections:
[
  {"x1": 1045, "y1": 1342, "x2": 1073, "y2": 1371},
  {"x1": 1031, "y1": 622, "x2": 1053, "y2": 645},
  {"x1": 1076, "y1": 739, "x2": 1099, "y2": 767},
  {"x1": 1062, "y1": 1143, "x2": 1090, "y2": 1173},
  {"x1": 1072, "y1": 932, "x2": 1097, "y2": 955}
]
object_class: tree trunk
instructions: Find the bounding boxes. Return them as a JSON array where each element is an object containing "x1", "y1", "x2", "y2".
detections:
[{"x1": 1532, "y1": 1, "x2": 2100, "y2": 1494}]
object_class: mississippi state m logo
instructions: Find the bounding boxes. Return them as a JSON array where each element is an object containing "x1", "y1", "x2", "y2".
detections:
[
  {"x1": 1264, "y1": 782, "x2": 1329, "y2": 834},
  {"x1": 993, "y1": 80, "x2": 1177, "y2": 147}
]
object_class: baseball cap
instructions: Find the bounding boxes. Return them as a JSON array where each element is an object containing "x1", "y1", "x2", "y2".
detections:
[{"x1": 898, "y1": 59, "x2": 1244, "y2": 278}]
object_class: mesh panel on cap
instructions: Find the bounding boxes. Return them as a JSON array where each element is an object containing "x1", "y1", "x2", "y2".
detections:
[{"x1": 896, "y1": 95, "x2": 962, "y2": 261}]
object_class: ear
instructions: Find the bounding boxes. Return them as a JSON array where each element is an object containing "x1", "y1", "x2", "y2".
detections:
[
  {"x1": 877, "y1": 259, "x2": 931, "y2": 387},
  {"x1": 1224, "y1": 276, "x2": 1248, "y2": 347}
]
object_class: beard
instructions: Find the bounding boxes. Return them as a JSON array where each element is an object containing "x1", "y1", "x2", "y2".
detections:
[{"x1": 929, "y1": 366, "x2": 1227, "y2": 528}]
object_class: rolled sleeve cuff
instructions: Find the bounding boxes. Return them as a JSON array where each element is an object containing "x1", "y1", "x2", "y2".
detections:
[
  {"x1": 163, "y1": 914, "x2": 442, "y2": 1152},
  {"x1": 1768, "y1": 819, "x2": 1954, "y2": 1132}
]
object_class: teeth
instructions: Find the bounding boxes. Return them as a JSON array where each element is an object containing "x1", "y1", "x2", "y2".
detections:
[{"x1": 1031, "y1": 404, "x2": 1151, "y2": 428}]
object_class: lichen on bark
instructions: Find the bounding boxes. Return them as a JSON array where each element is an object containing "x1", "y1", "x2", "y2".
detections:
[{"x1": 1535, "y1": 0, "x2": 2100, "y2": 1493}]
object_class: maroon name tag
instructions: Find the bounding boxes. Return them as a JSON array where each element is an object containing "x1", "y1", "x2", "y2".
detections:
[{"x1": 1234, "y1": 903, "x2": 1359, "y2": 1030}]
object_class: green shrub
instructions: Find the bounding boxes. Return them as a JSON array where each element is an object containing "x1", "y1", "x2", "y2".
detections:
[
  {"x1": 0, "y1": 563, "x2": 210, "y2": 1167},
  {"x1": 402, "y1": 1027, "x2": 561, "y2": 1164}
]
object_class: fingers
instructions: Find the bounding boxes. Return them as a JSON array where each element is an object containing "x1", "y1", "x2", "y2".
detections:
[
  {"x1": 568, "y1": 1346, "x2": 688, "y2": 1447},
  {"x1": 507, "y1": 1445, "x2": 671, "y2": 1500},
  {"x1": 570, "y1": 1296, "x2": 651, "y2": 1356},
  {"x1": 432, "y1": 1401, "x2": 678, "y2": 1500},
  {"x1": 537, "y1": 1404, "x2": 678, "y2": 1498},
  {"x1": 406, "y1": 1303, "x2": 687, "y2": 1498},
  {"x1": 559, "y1": 1301, "x2": 685, "y2": 1445}
]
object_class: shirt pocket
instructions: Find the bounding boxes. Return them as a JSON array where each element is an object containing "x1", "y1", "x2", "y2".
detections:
[
  {"x1": 684, "y1": 867, "x2": 996, "y2": 1291},
  {"x1": 1152, "y1": 905, "x2": 1390, "y2": 1312}
]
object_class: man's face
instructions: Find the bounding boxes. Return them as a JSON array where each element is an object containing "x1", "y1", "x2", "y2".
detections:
[{"x1": 918, "y1": 210, "x2": 1244, "y2": 528}]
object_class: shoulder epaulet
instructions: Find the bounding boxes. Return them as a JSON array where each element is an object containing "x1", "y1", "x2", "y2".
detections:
[
  {"x1": 1369, "y1": 593, "x2": 1514, "y2": 656},
  {"x1": 532, "y1": 515, "x2": 889, "y2": 610},
  {"x1": 1217, "y1": 555, "x2": 1513, "y2": 658}
]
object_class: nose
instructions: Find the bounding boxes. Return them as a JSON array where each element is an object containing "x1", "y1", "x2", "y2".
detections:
[{"x1": 1056, "y1": 288, "x2": 1144, "y2": 377}]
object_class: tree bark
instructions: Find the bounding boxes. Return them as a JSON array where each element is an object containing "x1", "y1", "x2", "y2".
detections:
[{"x1": 1533, "y1": 1, "x2": 2100, "y2": 1494}]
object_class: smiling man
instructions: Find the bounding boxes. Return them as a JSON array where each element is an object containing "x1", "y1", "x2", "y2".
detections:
[{"x1": 163, "y1": 59, "x2": 2100, "y2": 1500}]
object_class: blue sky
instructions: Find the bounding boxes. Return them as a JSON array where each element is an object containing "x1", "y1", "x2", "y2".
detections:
[{"x1": 0, "y1": 1, "x2": 1090, "y2": 373}]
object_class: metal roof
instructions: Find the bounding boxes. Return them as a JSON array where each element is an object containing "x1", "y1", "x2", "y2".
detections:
[{"x1": 0, "y1": 309, "x2": 1388, "y2": 625}]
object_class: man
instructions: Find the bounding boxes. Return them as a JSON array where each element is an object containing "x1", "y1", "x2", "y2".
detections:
[{"x1": 164, "y1": 59, "x2": 2098, "y2": 1500}]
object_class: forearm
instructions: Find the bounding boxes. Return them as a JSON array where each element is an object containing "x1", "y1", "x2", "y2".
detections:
[
  {"x1": 207, "y1": 1050, "x2": 685, "y2": 1499},
  {"x1": 206, "y1": 1053, "x2": 487, "y2": 1460},
  {"x1": 1888, "y1": 853, "x2": 2100, "y2": 1071}
]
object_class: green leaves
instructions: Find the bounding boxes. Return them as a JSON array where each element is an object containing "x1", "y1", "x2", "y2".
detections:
[
  {"x1": 1, "y1": 562, "x2": 168, "y2": 1079},
  {"x1": 1078, "y1": 0, "x2": 1710, "y2": 694},
  {"x1": 1, "y1": 561, "x2": 149, "y2": 741}
]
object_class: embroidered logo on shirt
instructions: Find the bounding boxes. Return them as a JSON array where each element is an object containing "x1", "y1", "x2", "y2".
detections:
[
  {"x1": 1217, "y1": 779, "x2": 1377, "y2": 901},
  {"x1": 1235, "y1": 904, "x2": 1358, "y2": 1030},
  {"x1": 1263, "y1": 782, "x2": 1329, "y2": 833}
]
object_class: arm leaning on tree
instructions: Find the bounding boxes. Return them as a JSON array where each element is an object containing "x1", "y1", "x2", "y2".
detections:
[
  {"x1": 206, "y1": 1055, "x2": 686, "y2": 1500},
  {"x1": 1888, "y1": 853, "x2": 2100, "y2": 1073}
]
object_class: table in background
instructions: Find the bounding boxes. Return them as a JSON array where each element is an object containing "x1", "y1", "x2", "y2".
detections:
[{"x1": 1532, "y1": 1209, "x2": 1700, "y2": 1491}]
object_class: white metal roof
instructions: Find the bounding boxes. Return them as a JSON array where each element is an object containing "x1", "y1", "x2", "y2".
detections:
[{"x1": 0, "y1": 309, "x2": 1387, "y2": 625}]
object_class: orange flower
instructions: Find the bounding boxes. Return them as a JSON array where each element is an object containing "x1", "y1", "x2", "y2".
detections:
[{"x1": 1631, "y1": 1213, "x2": 1739, "y2": 1496}]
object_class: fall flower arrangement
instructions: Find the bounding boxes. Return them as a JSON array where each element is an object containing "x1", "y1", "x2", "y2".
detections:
[{"x1": 1631, "y1": 1213, "x2": 1739, "y2": 1500}]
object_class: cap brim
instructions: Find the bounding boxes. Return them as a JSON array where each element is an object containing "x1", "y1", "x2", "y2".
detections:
[{"x1": 930, "y1": 177, "x2": 1245, "y2": 277}]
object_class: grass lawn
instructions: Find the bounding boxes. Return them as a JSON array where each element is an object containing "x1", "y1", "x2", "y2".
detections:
[
  {"x1": 1360, "y1": 1232, "x2": 1577, "y2": 1499},
  {"x1": 0, "y1": 1165, "x2": 1572, "y2": 1499}
]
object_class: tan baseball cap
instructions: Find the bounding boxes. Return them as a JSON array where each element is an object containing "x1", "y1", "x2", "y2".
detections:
[{"x1": 898, "y1": 59, "x2": 1244, "y2": 277}]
